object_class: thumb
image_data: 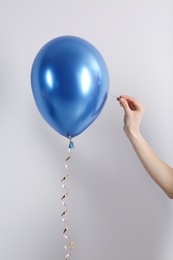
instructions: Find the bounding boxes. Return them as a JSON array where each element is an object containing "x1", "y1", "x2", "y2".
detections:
[{"x1": 119, "y1": 98, "x2": 131, "y2": 115}]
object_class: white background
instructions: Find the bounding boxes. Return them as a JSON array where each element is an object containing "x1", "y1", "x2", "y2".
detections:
[{"x1": 0, "y1": 0, "x2": 173, "y2": 259}]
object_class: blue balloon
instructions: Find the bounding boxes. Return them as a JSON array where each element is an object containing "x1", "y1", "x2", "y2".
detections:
[{"x1": 31, "y1": 36, "x2": 109, "y2": 138}]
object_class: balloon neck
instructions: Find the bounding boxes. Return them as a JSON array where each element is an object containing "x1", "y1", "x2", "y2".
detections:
[{"x1": 67, "y1": 132, "x2": 75, "y2": 149}]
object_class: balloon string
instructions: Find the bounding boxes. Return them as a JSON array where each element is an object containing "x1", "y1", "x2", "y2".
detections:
[{"x1": 61, "y1": 135, "x2": 75, "y2": 259}]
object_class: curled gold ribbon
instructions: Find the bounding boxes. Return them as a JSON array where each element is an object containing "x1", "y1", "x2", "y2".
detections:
[{"x1": 61, "y1": 135, "x2": 74, "y2": 259}]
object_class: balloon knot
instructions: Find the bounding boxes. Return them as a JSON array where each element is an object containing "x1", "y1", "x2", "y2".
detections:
[
  {"x1": 69, "y1": 141, "x2": 74, "y2": 149},
  {"x1": 67, "y1": 132, "x2": 75, "y2": 149}
]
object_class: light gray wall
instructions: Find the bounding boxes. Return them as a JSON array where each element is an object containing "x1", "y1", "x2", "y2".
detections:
[{"x1": 0, "y1": 0, "x2": 173, "y2": 259}]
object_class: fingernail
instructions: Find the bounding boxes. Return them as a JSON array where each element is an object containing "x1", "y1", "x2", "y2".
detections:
[{"x1": 119, "y1": 98, "x2": 125, "y2": 103}]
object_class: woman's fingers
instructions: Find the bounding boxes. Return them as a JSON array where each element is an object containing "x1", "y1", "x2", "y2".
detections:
[{"x1": 120, "y1": 95, "x2": 144, "y2": 111}]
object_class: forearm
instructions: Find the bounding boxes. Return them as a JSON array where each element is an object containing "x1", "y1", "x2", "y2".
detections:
[
  {"x1": 117, "y1": 95, "x2": 173, "y2": 198},
  {"x1": 127, "y1": 131, "x2": 173, "y2": 198}
]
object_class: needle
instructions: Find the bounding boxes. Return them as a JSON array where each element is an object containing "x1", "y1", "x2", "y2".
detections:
[{"x1": 110, "y1": 95, "x2": 119, "y2": 98}]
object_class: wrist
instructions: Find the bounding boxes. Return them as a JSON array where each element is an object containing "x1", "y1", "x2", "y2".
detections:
[{"x1": 125, "y1": 127, "x2": 142, "y2": 141}]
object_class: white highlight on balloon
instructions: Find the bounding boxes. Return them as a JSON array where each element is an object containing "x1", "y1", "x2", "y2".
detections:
[
  {"x1": 46, "y1": 69, "x2": 54, "y2": 89},
  {"x1": 81, "y1": 68, "x2": 91, "y2": 94}
]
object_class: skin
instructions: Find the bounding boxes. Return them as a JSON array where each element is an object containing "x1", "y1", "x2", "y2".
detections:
[{"x1": 117, "y1": 95, "x2": 173, "y2": 199}]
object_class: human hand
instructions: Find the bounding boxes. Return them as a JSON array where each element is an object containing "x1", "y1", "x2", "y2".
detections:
[{"x1": 117, "y1": 95, "x2": 145, "y2": 138}]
